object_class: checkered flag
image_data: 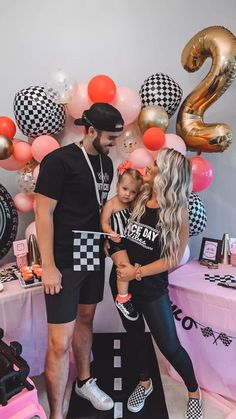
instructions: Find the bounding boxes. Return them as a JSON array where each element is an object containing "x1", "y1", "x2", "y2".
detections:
[
  {"x1": 201, "y1": 326, "x2": 214, "y2": 338},
  {"x1": 218, "y1": 333, "x2": 232, "y2": 347},
  {"x1": 73, "y1": 231, "x2": 103, "y2": 272},
  {"x1": 204, "y1": 273, "x2": 235, "y2": 283}
]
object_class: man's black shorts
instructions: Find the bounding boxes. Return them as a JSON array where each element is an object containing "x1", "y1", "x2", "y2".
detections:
[{"x1": 44, "y1": 266, "x2": 105, "y2": 324}]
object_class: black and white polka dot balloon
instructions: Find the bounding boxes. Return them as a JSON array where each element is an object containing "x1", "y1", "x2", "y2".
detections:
[
  {"x1": 139, "y1": 73, "x2": 183, "y2": 118},
  {"x1": 13, "y1": 86, "x2": 66, "y2": 138},
  {"x1": 188, "y1": 193, "x2": 207, "y2": 237}
]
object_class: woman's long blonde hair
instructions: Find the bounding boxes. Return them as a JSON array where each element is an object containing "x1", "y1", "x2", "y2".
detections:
[{"x1": 130, "y1": 148, "x2": 192, "y2": 265}]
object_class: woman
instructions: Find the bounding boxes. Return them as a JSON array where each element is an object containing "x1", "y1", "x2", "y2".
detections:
[{"x1": 109, "y1": 148, "x2": 203, "y2": 419}]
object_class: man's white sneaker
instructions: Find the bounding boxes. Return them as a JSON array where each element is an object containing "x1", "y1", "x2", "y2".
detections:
[{"x1": 75, "y1": 378, "x2": 114, "y2": 411}]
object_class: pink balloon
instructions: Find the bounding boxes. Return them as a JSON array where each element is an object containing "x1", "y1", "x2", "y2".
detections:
[
  {"x1": 0, "y1": 138, "x2": 27, "y2": 170},
  {"x1": 33, "y1": 164, "x2": 40, "y2": 181},
  {"x1": 13, "y1": 141, "x2": 32, "y2": 162},
  {"x1": 14, "y1": 192, "x2": 34, "y2": 212},
  {"x1": 113, "y1": 86, "x2": 141, "y2": 125},
  {"x1": 31, "y1": 135, "x2": 60, "y2": 163},
  {"x1": 25, "y1": 221, "x2": 37, "y2": 241},
  {"x1": 188, "y1": 156, "x2": 214, "y2": 192},
  {"x1": 67, "y1": 82, "x2": 92, "y2": 118},
  {"x1": 164, "y1": 133, "x2": 187, "y2": 156},
  {"x1": 129, "y1": 147, "x2": 153, "y2": 169}
]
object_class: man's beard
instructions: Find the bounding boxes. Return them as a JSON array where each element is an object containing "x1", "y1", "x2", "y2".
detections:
[{"x1": 92, "y1": 133, "x2": 109, "y2": 155}]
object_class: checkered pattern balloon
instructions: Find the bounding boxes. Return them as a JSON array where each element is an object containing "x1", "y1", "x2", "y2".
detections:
[
  {"x1": 139, "y1": 73, "x2": 183, "y2": 118},
  {"x1": 188, "y1": 193, "x2": 207, "y2": 237},
  {"x1": 13, "y1": 86, "x2": 66, "y2": 138}
]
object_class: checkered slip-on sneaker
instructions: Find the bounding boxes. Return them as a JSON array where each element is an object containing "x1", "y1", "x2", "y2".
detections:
[
  {"x1": 186, "y1": 393, "x2": 203, "y2": 419},
  {"x1": 127, "y1": 379, "x2": 153, "y2": 413}
]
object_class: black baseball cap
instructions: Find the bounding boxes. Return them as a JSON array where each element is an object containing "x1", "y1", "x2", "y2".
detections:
[{"x1": 74, "y1": 103, "x2": 124, "y2": 132}]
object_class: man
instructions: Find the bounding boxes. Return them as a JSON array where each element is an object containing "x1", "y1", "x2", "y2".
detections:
[{"x1": 35, "y1": 103, "x2": 124, "y2": 419}]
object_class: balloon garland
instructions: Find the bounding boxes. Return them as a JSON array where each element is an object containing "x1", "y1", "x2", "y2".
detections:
[{"x1": 1, "y1": 25, "x2": 236, "y2": 257}]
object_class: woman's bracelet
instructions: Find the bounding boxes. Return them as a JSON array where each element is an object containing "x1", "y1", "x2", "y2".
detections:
[{"x1": 134, "y1": 263, "x2": 142, "y2": 281}]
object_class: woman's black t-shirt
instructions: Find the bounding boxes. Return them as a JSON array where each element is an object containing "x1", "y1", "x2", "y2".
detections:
[
  {"x1": 35, "y1": 143, "x2": 113, "y2": 268},
  {"x1": 125, "y1": 206, "x2": 168, "y2": 302}
]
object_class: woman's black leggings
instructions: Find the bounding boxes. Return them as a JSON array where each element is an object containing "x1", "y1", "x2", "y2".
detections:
[{"x1": 110, "y1": 266, "x2": 198, "y2": 392}]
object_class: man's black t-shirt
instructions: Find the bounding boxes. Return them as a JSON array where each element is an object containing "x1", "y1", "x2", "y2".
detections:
[
  {"x1": 35, "y1": 143, "x2": 113, "y2": 268},
  {"x1": 125, "y1": 206, "x2": 168, "y2": 301}
]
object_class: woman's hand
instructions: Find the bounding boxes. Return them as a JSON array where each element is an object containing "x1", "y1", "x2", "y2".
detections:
[{"x1": 116, "y1": 262, "x2": 136, "y2": 282}]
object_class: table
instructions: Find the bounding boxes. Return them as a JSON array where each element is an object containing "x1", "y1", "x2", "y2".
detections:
[
  {"x1": 168, "y1": 260, "x2": 236, "y2": 401},
  {"x1": 0, "y1": 277, "x2": 47, "y2": 377}
]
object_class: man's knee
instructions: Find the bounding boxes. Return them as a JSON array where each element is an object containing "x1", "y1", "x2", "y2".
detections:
[
  {"x1": 47, "y1": 323, "x2": 74, "y2": 356},
  {"x1": 48, "y1": 336, "x2": 71, "y2": 357},
  {"x1": 77, "y1": 304, "x2": 97, "y2": 327}
]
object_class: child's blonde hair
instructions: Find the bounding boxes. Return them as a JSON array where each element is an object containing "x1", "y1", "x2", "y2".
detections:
[{"x1": 117, "y1": 168, "x2": 143, "y2": 186}]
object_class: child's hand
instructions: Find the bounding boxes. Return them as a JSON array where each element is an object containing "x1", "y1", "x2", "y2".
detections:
[{"x1": 109, "y1": 233, "x2": 121, "y2": 243}]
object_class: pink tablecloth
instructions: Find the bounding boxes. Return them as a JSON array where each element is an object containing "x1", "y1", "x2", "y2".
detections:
[
  {"x1": 0, "y1": 278, "x2": 47, "y2": 377},
  {"x1": 168, "y1": 260, "x2": 236, "y2": 401}
]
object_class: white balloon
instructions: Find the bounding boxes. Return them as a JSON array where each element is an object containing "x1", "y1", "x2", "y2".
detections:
[{"x1": 179, "y1": 244, "x2": 190, "y2": 266}]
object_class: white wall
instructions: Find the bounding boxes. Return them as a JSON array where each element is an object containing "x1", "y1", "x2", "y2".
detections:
[{"x1": 1, "y1": 0, "x2": 236, "y2": 330}]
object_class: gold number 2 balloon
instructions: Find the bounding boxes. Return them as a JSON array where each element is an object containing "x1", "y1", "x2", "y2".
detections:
[{"x1": 176, "y1": 26, "x2": 236, "y2": 153}]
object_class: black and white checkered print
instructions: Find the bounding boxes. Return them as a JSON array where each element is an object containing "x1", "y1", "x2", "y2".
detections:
[
  {"x1": 188, "y1": 193, "x2": 207, "y2": 237},
  {"x1": 13, "y1": 86, "x2": 66, "y2": 138},
  {"x1": 186, "y1": 397, "x2": 203, "y2": 419},
  {"x1": 73, "y1": 231, "x2": 101, "y2": 271},
  {"x1": 127, "y1": 379, "x2": 153, "y2": 412},
  {"x1": 204, "y1": 273, "x2": 236, "y2": 283},
  {"x1": 128, "y1": 385, "x2": 146, "y2": 409},
  {"x1": 139, "y1": 73, "x2": 183, "y2": 118}
]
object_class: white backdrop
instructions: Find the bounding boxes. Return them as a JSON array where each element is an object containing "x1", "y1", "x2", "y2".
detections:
[{"x1": 1, "y1": 0, "x2": 236, "y2": 330}]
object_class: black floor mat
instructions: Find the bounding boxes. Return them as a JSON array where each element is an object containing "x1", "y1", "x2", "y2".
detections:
[{"x1": 67, "y1": 332, "x2": 169, "y2": 419}]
